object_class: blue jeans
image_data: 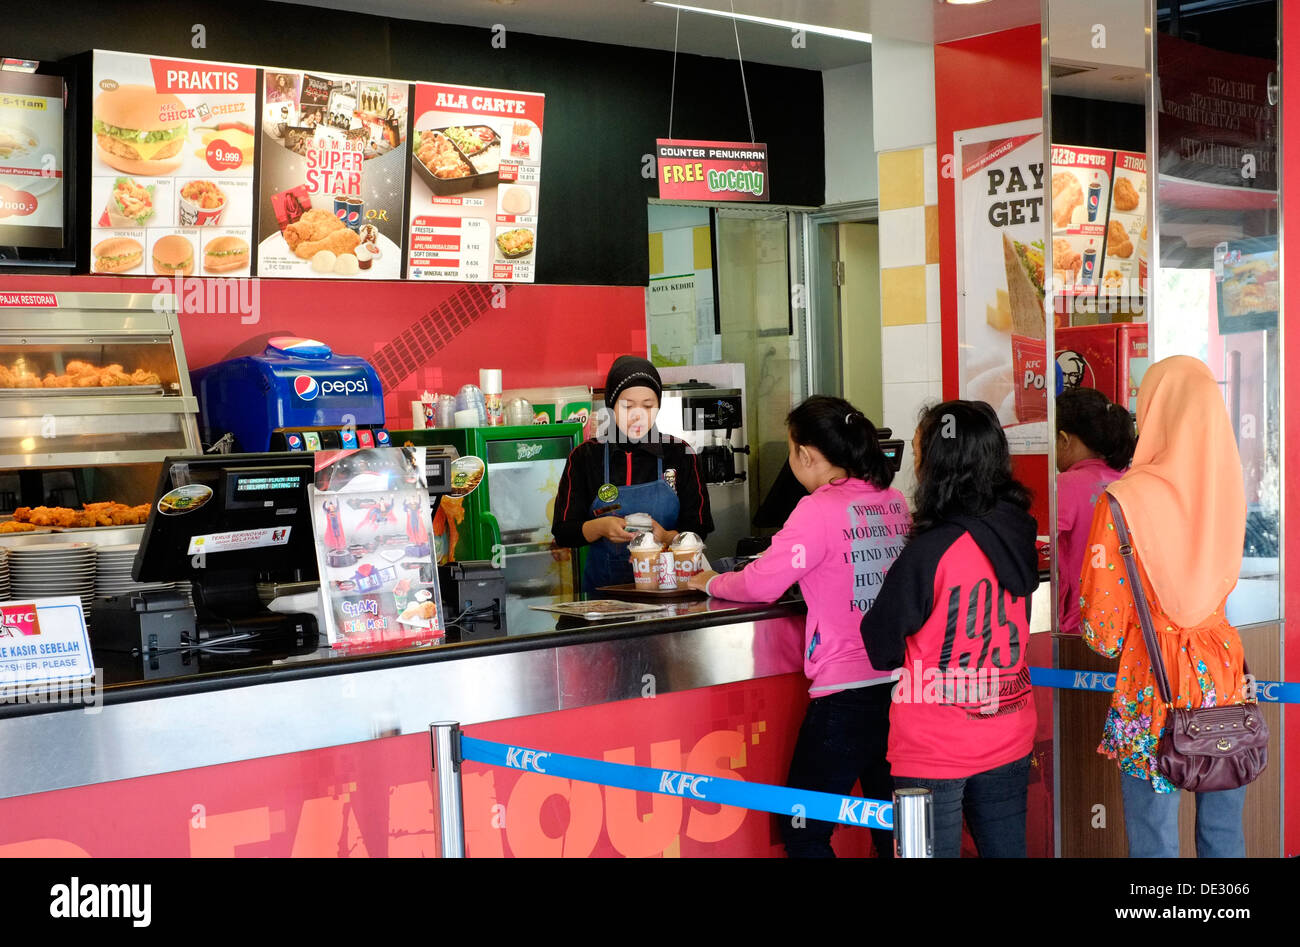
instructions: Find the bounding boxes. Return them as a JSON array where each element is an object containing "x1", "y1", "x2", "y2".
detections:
[
  {"x1": 781, "y1": 683, "x2": 895, "y2": 858},
  {"x1": 892, "y1": 753, "x2": 1032, "y2": 858},
  {"x1": 1119, "y1": 773, "x2": 1246, "y2": 858}
]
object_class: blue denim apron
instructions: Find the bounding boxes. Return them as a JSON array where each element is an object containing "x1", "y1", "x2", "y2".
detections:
[{"x1": 583, "y1": 444, "x2": 680, "y2": 593}]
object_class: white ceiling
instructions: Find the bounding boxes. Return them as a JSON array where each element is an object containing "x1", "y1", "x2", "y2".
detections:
[
  {"x1": 291, "y1": 0, "x2": 1044, "y2": 70},
  {"x1": 1047, "y1": 0, "x2": 1147, "y2": 104}
]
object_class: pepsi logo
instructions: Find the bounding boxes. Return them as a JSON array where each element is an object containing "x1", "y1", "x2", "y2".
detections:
[{"x1": 294, "y1": 375, "x2": 320, "y2": 400}]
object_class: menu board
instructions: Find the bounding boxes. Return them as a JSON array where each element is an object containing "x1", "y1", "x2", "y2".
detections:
[
  {"x1": 309, "y1": 448, "x2": 444, "y2": 654},
  {"x1": 0, "y1": 72, "x2": 65, "y2": 252},
  {"x1": 257, "y1": 69, "x2": 409, "y2": 279},
  {"x1": 1049, "y1": 144, "x2": 1111, "y2": 292},
  {"x1": 956, "y1": 120, "x2": 1048, "y2": 454},
  {"x1": 406, "y1": 82, "x2": 544, "y2": 282},
  {"x1": 1102, "y1": 150, "x2": 1148, "y2": 293},
  {"x1": 89, "y1": 51, "x2": 257, "y2": 277}
]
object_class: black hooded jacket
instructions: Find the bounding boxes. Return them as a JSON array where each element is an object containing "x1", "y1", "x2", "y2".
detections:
[{"x1": 860, "y1": 499, "x2": 1040, "y2": 671}]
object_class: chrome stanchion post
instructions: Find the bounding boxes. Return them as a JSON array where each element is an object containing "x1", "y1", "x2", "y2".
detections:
[
  {"x1": 430, "y1": 721, "x2": 466, "y2": 858},
  {"x1": 893, "y1": 787, "x2": 933, "y2": 858}
]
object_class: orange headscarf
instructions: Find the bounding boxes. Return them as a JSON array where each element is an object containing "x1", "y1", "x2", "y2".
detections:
[{"x1": 1107, "y1": 356, "x2": 1246, "y2": 627}]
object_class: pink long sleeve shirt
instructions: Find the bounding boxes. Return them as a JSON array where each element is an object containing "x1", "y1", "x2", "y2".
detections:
[
  {"x1": 1056, "y1": 458, "x2": 1125, "y2": 635},
  {"x1": 706, "y1": 478, "x2": 910, "y2": 698}
]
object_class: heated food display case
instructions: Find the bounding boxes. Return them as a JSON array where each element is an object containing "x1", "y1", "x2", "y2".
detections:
[{"x1": 0, "y1": 292, "x2": 202, "y2": 511}]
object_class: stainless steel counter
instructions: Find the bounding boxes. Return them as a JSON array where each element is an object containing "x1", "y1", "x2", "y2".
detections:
[{"x1": 0, "y1": 595, "x2": 806, "y2": 800}]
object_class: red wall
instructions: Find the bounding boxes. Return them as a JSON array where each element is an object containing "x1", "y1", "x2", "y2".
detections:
[
  {"x1": 934, "y1": 26, "x2": 1050, "y2": 531},
  {"x1": 1283, "y1": 0, "x2": 1299, "y2": 858},
  {"x1": 0, "y1": 274, "x2": 647, "y2": 432}
]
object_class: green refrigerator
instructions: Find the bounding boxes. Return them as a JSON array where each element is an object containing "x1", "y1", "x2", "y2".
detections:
[{"x1": 394, "y1": 423, "x2": 585, "y2": 625}]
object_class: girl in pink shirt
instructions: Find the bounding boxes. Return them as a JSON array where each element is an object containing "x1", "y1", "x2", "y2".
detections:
[
  {"x1": 1054, "y1": 388, "x2": 1134, "y2": 634},
  {"x1": 691, "y1": 396, "x2": 909, "y2": 858}
]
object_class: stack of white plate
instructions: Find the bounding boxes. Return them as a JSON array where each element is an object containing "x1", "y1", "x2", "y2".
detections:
[
  {"x1": 0, "y1": 548, "x2": 9, "y2": 602},
  {"x1": 95, "y1": 544, "x2": 190, "y2": 605},
  {"x1": 8, "y1": 542, "x2": 97, "y2": 619}
]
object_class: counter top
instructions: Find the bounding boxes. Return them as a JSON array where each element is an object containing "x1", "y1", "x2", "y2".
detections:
[{"x1": 3, "y1": 592, "x2": 806, "y2": 718}]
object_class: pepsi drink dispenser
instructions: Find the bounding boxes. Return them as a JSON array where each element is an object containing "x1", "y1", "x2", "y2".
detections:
[{"x1": 191, "y1": 337, "x2": 391, "y2": 453}]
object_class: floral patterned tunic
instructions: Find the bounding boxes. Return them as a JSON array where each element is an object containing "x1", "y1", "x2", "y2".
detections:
[{"x1": 1078, "y1": 498, "x2": 1248, "y2": 793}]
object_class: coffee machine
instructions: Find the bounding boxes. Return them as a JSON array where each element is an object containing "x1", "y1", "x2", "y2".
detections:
[{"x1": 654, "y1": 379, "x2": 751, "y2": 561}]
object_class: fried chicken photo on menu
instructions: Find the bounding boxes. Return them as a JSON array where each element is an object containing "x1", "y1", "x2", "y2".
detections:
[
  {"x1": 1053, "y1": 237, "x2": 1082, "y2": 284},
  {"x1": 1108, "y1": 219, "x2": 1134, "y2": 258},
  {"x1": 282, "y1": 207, "x2": 360, "y2": 260},
  {"x1": 1052, "y1": 172, "x2": 1084, "y2": 228},
  {"x1": 1113, "y1": 176, "x2": 1140, "y2": 212}
]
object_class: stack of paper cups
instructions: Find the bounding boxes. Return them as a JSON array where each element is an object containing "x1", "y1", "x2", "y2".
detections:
[{"x1": 480, "y1": 369, "x2": 504, "y2": 426}]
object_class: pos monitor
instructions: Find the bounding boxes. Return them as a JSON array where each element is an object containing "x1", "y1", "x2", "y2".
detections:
[{"x1": 133, "y1": 452, "x2": 320, "y2": 646}]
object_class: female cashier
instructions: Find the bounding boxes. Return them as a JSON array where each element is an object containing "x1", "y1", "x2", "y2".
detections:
[{"x1": 552, "y1": 356, "x2": 713, "y2": 593}]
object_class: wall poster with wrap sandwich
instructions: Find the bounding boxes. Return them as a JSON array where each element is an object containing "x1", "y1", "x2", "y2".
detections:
[
  {"x1": 406, "y1": 82, "x2": 543, "y2": 283},
  {"x1": 256, "y1": 70, "x2": 409, "y2": 279},
  {"x1": 956, "y1": 119, "x2": 1049, "y2": 454},
  {"x1": 89, "y1": 51, "x2": 257, "y2": 277}
]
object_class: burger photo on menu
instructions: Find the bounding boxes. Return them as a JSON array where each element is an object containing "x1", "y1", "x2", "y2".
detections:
[
  {"x1": 88, "y1": 51, "x2": 256, "y2": 277},
  {"x1": 151, "y1": 233, "x2": 195, "y2": 277},
  {"x1": 256, "y1": 69, "x2": 408, "y2": 279}
]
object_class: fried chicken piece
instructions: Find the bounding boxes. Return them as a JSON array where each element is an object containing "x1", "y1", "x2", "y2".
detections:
[
  {"x1": 0, "y1": 366, "x2": 13, "y2": 387},
  {"x1": 1053, "y1": 237, "x2": 1082, "y2": 283},
  {"x1": 98, "y1": 364, "x2": 133, "y2": 386},
  {"x1": 1113, "y1": 176, "x2": 1140, "y2": 212},
  {"x1": 130, "y1": 369, "x2": 162, "y2": 386},
  {"x1": 12, "y1": 507, "x2": 31, "y2": 522},
  {"x1": 283, "y1": 208, "x2": 343, "y2": 251},
  {"x1": 1052, "y1": 172, "x2": 1084, "y2": 228},
  {"x1": 1107, "y1": 219, "x2": 1133, "y2": 258},
  {"x1": 14, "y1": 372, "x2": 43, "y2": 388},
  {"x1": 64, "y1": 360, "x2": 95, "y2": 376},
  {"x1": 294, "y1": 224, "x2": 360, "y2": 261}
]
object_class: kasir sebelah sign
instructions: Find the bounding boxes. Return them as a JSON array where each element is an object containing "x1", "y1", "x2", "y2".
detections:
[{"x1": 656, "y1": 139, "x2": 768, "y2": 202}]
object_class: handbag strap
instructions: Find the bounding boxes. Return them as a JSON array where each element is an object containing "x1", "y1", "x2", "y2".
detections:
[{"x1": 1105, "y1": 492, "x2": 1175, "y2": 706}]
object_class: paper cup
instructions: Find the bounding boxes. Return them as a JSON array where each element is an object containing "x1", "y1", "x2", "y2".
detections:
[
  {"x1": 631, "y1": 548, "x2": 660, "y2": 590},
  {"x1": 178, "y1": 188, "x2": 227, "y2": 227},
  {"x1": 1011, "y1": 335, "x2": 1049, "y2": 423},
  {"x1": 673, "y1": 546, "x2": 704, "y2": 588}
]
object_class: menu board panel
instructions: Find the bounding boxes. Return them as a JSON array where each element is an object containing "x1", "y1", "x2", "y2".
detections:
[
  {"x1": 406, "y1": 82, "x2": 544, "y2": 283},
  {"x1": 1049, "y1": 144, "x2": 1111, "y2": 292},
  {"x1": 0, "y1": 72, "x2": 65, "y2": 252},
  {"x1": 1102, "y1": 150, "x2": 1148, "y2": 292},
  {"x1": 956, "y1": 120, "x2": 1048, "y2": 455},
  {"x1": 89, "y1": 51, "x2": 257, "y2": 277},
  {"x1": 257, "y1": 69, "x2": 408, "y2": 279}
]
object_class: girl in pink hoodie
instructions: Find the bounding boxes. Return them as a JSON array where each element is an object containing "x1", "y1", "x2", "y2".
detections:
[{"x1": 691, "y1": 396, "x2": 909, "y2": 858}]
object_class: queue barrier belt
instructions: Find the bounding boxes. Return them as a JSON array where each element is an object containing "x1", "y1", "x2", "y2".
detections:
[
  {"x1": 456, "y1": 671, "x2": 1298, "y2": 836},
  {"x1": 459, "y1": 736, "x2": 896, "y2": 831},
  {"x1": 1030, "y1": 667, "x2": 1300, "y2": 703}
]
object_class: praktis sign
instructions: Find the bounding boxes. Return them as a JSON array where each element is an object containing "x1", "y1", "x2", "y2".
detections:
[{"x1": 656, "y1": 139, "x2": 768, "y2": 202}]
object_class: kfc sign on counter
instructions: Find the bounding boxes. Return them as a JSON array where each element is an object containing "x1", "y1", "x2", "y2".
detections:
[{"x1": 656, "y1": 139, "x2": 768, "y2": 202}]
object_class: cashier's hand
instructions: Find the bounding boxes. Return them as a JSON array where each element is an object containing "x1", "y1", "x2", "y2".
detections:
[
  {"x1": 650, "y1": 520, "x2": 677, "y2": 546},
  {"x1": 688, "y1": 570, "x2": 718, "y2": 593},
  {"x1": 583, "y1": 516, "x2": 632, "y2": 543}
]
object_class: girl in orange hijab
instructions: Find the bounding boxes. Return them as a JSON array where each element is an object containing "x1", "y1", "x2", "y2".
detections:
[{"x1": 1079, "y1": 356, "x2": 1250, "y2": 857}]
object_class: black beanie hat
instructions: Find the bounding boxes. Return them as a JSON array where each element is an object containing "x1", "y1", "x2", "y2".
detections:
[{"x1": 604, "y1": 355, "x2": 662, "y2": 408}]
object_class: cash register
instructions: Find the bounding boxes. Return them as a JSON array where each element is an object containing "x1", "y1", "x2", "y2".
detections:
[
  {"x1": 191, "y1": 337, "x2": 391, "y2": 453},
  {"x1": 95, "y1": 453, "x2": 321, "y2": 658}
]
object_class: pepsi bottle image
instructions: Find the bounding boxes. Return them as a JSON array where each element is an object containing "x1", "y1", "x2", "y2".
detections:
[
  {"x1": 1087, "y1": 173, "x2": 1102, "y2": 222},
  {"x1": 1081, "y1": 239, "x2": 1097, "y2": 286}
]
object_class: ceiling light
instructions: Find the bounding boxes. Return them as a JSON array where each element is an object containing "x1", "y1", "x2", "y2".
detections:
[
  {"x1": 943, "y1": 0, "x2": 995, "y2": 5},
  {"x1": 650, "y1": 2, "x2": 872, "y2": 43}
]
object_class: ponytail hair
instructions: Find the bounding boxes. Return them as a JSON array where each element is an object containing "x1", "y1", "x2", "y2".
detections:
[
  {"x1": 787, "y1": 395, "x2": 893, "y2": 489},
  {"x1": 1056, "y1": 387, "x2": 1137, "y2": 470}
]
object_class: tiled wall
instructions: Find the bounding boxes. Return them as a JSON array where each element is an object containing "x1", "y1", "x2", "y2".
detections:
[{"x1": 876, "y1": 144, "x2": 942, "y2": 499}]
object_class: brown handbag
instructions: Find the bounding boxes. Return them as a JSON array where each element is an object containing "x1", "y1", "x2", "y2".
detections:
[{"x1": 1106, "y1": 493, "x2": 1268, "y2": 792}]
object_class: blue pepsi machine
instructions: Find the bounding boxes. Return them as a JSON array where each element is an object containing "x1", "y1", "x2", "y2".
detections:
[{"x1": 192, "y1": 337, "x2": 391, "y2": 453}]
